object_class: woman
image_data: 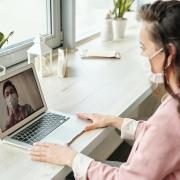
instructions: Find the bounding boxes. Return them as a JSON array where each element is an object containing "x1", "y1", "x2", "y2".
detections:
[{"x1": 30, "y1": 1, "x2": 180, "y2": 179}]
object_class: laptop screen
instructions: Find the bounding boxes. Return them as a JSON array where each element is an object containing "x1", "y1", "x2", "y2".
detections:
[{"x1": 0, "y1": 68, "x2": 44, "y2": 132}]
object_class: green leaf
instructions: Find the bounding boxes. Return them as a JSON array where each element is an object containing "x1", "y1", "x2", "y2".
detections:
[
  {"x1": 0, "y1": 31, "x2": 14, "y2": 48},
  {"x1": 0, "y1": 32, "x2": 5, "y2": 48},
  {"x1": 125, "y1": 0, "x2": 134, "y2": 10},
  {"x1": 0, "y1": 32, "x2": 4, "y2": 42},
  {"x1": 112, "y1": 0, "x2": 134, "y2": 19}
]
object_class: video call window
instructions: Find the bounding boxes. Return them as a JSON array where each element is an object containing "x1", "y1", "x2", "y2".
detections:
[{"x1": 0, "y1": 69, "x2": 44, "y2": 132}]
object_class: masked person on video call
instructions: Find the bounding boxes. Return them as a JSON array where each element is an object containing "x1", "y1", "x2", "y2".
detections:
[
  {"x1": 30, "y1": 1, "x2": 180, "y2": 179},
  {"x1": 3, "y1": 80, "x2": 34, "y2": 130}
]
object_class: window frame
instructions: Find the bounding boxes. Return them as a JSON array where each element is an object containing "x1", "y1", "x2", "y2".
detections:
[{"x1": 0, "y1": 0, "x2": 62, "y2": 67}]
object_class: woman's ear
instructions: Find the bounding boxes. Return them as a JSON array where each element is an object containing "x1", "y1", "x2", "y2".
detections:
[
  {"x1": 168, "y1": 43, "x2": 176, "y2": 56},
  {"x1": 166, "y1": 43, "x2": 177, "y2": 67}
]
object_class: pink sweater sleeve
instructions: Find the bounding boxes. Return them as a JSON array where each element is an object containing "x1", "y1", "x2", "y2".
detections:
[
  {"x1": 134, "y1": 121, "x2": 144, "y2": 139},
  {"x1": 87, "y1": 114, "x2": 178, "y2": 180}
]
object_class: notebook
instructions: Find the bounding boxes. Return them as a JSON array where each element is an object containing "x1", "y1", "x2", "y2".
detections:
[
  {"x1": 0, "y1": 64, "x2": 89, "y2": 149},
  {"x1": 80, "y1": 49, "x2": 121, "y2": 59}
]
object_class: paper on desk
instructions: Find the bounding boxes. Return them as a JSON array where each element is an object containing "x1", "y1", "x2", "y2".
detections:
[{"x1": 80, "y1": 49, "x2": 121, "y2": 59}]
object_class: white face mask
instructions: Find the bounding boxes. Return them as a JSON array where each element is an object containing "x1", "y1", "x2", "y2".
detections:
[
  {"x1": 145, "y1": 58, "x2": 164, "y2": 84},
  {"x1": 6, "y1": 93, "x2": 18, "y2": 109},
  {"x1": 142, "y1": 48, "x2": 164, "y2": 84}
]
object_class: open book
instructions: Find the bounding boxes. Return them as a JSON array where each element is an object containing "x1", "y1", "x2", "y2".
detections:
[{"x1": 80, "y1": 49, "x2": 121, "y2": 59}]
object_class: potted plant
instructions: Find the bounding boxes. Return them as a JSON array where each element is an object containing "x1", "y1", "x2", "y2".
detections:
[
  {"x1": 0, "y1": 31, "x2": 14, "y2": 48},
  {"x1": 112, "y1": 0, "x2": 134, "y2": 40}
]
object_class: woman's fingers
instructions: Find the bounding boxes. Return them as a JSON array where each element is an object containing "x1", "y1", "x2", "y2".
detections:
[
  {"x1": 33, "y1": 142, "x2": 50, "y2": 147},
  {"x1": 30, "y1": 142, "x2": 57, "y2": 162},
  {"x1": 84, "y1": 123, "x2": 97, "y2": 131},
  {"x1": 29, "y1": 148, "x2": 47, "y2": 162},
  {"x1": 30, "y1": 145, "x2": 45, "y2": 155},
  {"x1": 76, "y1": 113, "x2": 99, "y2": 130},
  {"x1": 31, "y1": 156, "x2": 44, "y2": 162},
  {"x1": 29, "y1": 142, "x2": 75, "y2": 166},
  {"x1": 76, "y1": 113, "x2": 94, "y2": 121},
  {"x1": 31, "y1": 154, "x2": 47, "y2": 162},
  {"x1": 77, "y1": 113, "x2": 105, "y2": 131},
  {"x1": 30, "y1": 142, "x2": 53, "y2": 156}
]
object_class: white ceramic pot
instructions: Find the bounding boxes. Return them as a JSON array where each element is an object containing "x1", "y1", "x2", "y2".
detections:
[
  {"x1": 112, "y1": 18, "x2": 127, "y2": 40},
  {"x1": 101, "y1": 19, "x2": 113, "y2": 42}
]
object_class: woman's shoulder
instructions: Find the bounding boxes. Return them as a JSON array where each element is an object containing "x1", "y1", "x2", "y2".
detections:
[
  {"x1": 156, "y1": 94, "x2": 179, "y2": 116},
  {"x1": 149, "y1": 95, "x2": 180, "y2": 136}
]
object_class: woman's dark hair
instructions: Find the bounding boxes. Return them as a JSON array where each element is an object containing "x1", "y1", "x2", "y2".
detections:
[
  {"x1": 138, "y1": 0, "x2": 180, "y2": 114},
  {"x1": 3, "y1": 80, "x2": 18, "y2": 97}
]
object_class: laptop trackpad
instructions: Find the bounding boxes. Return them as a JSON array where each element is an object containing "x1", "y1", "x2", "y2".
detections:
[{"x1": 42, "y1": 117, "x2": 89, "y2": 145}]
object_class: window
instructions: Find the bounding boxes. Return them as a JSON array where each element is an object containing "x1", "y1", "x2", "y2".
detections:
[
  {"x1": 76, "y1": 0, "x2": 113, "y2": 41},
  {"x1": 0, "y1": 0, "x2": 61, "y2": 67},
  {"x1": 1, "y1": 0, "x2": 48, "y2": 47}
]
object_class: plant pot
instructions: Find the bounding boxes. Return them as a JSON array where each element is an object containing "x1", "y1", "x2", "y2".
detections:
[
  {"x1": 112, "y1": 18, "x2": 127, "y2": 40},
  {"x1": 101, "y1": 19, "x2": 113, "y2": 42}
]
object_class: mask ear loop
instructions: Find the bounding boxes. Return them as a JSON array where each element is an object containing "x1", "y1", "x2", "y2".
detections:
[
  {"x1": 165, "y1": 56, "x2": 172, "y2": 69},
  {"x1": 149, "y1": 48, "x2": 164, "y2": 60}
]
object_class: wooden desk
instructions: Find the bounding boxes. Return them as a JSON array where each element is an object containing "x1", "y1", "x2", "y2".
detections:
[{"x1": 0, "y1": 21, "x2": 153, "y2": 180}]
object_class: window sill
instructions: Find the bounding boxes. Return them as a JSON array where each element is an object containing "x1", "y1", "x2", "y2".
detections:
[{"x1": 75, "y1": 11, "x2": 139, "y2": 47}]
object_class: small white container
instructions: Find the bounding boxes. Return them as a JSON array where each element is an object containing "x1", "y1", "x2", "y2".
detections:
[
  {"x1": 57, "y1": 49, "x2": 68, "y2": 78},
  {"x1": 101, "y1": 19, "x2": 113, "y2": 42},
  {"x1": 112, "y1": 18, "x2": 127, "y2": 40}
]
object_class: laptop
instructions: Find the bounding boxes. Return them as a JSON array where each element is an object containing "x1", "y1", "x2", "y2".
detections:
[{"x1": 0, "y1": 64, "x2": 89, "y2": 149}]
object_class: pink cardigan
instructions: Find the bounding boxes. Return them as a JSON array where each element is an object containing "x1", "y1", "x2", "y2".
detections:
[
  {"x1": 72, "y1": 96, "x2": 180, "y2": 180},
  {"x1": 72, "y1": 95, "x2": 180, "y2": 180}
]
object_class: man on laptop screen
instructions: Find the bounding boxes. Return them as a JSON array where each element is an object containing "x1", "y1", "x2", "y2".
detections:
[
  {"x1": 0, "y1": 68, "x2": 44, "y2": 132},
  {"x1": 3, "y1": 80, "x2": 34, "y2": 130}
]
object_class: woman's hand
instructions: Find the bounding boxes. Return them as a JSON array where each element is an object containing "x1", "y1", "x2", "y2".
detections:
[
  {"x1": 77, "y1": 113, "x2": 124, "y2": 131},
  {"x1": 29, "y1": 142, "x2": 77, "y2": 167}
]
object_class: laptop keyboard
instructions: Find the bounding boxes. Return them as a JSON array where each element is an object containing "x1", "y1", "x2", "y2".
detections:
[{"x1": 11, "y1": 112, "x2": 70, "y2": 145}]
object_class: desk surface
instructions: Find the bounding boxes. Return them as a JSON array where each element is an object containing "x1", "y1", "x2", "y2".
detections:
[{"x1": 0, "y1": 19, "x2": 153, "y2": 180}]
